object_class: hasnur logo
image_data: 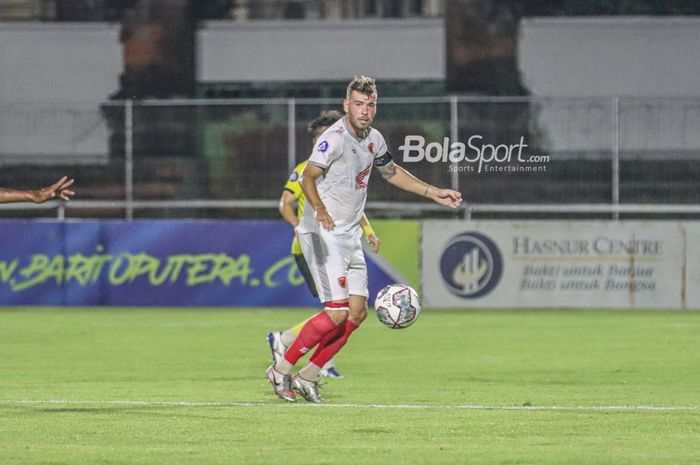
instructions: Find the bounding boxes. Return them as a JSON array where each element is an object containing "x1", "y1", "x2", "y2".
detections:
[{"x1": 439, "y1": 232, "x2": 503, "y2": 298}]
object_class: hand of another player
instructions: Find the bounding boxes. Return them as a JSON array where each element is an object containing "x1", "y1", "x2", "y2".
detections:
[
  {"x1": 367, "y1": 234, "x2": 381, "y2": 253},
  {"x1": 314, "y1": 206, "x2": 335, "y2": 231},
  {"x1": 430, "y1": 188, "x2": 462, "y2": 209},
  {"x1": 32, "y1": 176, "x2": 75, "y2": 203}
]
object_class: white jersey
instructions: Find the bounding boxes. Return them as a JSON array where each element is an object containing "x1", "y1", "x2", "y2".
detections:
[{"x1": 299, "y1": 117, "x2": 388, "y2": 234}]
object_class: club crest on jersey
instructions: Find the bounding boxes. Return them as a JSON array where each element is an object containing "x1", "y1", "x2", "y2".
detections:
[
  {"x1": 318, "y1": 140, "x2": 329, "y2": 153},
  {"x1": 368, "y1": 143, "x2": 374, "y2": 154},
  {"x1": 355, "y1": 163, "x2": 372, "y2": 189},
  {"x1": 338, "y1": 277, "x2": 347, "y2": 289}
]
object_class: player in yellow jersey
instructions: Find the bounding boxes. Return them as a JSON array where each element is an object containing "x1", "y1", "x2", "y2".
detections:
[{"x1": 267, "y1": 110, "x2": 380, "y2": 378}]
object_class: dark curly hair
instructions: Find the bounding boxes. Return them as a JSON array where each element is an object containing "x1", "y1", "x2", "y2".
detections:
[{"x1": 308, "y1": 110, "x2": 342, "y2": 135}]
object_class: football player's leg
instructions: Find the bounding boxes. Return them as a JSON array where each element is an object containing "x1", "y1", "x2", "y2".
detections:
[
  {"x1": 294, "y1": 253, "x2": 319, "y2": 298},
  {"x1": 278, "y1": 255, "x2": 319, "y2": 350},
  {"x1": 275, "y1": 232, "x2": 347, "y2": 375},
  {"x1": 294, "y1": 292, "x2": 350, "y2": 381},
  {"x1": 296, "y1": 251, "x2": 343, "y2": 377},
  {"x1": 293, "y1": 299, "x2": 348, "y2": 403},
  {"x1": 306, "y1": 294, "x2": 365, "y2": 377},
  {"x1": 319, "y1": 359, "x2": 342, "y2": 378},
  {"x1": 305, "y1": 254, "x2": 368, "y2": 378},
  {"x1": 268, "y1": 254, "x2": 319, "y2": 362},
  {"x1": 267, "y1": 316, "x2": 312, "y2": 364}
]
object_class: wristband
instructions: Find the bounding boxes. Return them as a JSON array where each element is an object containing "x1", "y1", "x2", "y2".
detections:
[{"x1": 361, "y1": 223, "x2": 376, "y2": 239}]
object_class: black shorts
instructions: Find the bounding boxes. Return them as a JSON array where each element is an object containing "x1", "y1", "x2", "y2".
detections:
[{"x1": 294, "y1": 253, "x2": 319, "y2": 298}]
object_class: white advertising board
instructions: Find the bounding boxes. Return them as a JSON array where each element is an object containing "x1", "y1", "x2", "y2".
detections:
[
  {"x1": 422, "y1": 221, "x2": 694, "y2": 310},
  {"x1": 686, "y1": 224, "x2": 700, "y2": 309}
]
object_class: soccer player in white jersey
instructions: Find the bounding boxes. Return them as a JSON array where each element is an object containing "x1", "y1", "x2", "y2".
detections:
[
  {"x1": 266, "y1": 76, "x2": 462, "y2": 402},
  {"x1": 267, "y1": 110, "x2": 381, "y2": 379}
]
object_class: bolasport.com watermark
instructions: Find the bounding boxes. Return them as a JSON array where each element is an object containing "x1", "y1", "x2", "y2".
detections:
[{"x1": 398, "y1": 135, "x2": 550, "y2": 174}]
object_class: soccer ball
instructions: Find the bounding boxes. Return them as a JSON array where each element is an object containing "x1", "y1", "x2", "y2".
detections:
[{"x1": 374, "y1": 284, "x2": 421, "y2": 329}]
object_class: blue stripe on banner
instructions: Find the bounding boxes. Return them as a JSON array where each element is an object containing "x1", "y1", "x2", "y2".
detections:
[{"x1": 0, "y1": 220, "x2": 398, "y2": 307}]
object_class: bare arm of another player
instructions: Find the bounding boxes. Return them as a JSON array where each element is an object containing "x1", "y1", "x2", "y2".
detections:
[
  {"x1": 360, "y1": 214, "x2": 380, "y2": 253},
  {"x1": 0, "y1": 176, "x2": 75, "y2": 204},
  {"x1": 376, "y1": 162, "x2": 462, "y2": 209},
  {"x1": 278, "y1": 190, "x2": 300, "y2": 228},
  {"x1": 300, "y1": 164, "x2": 335, "y2": 231}
]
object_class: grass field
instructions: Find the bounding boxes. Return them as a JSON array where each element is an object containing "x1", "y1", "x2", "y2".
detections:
[{"x1": 1, "y1": 307, "x2": 699, "y2": 465}]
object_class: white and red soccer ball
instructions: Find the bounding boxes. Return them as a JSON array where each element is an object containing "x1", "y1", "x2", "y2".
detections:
[{"x1": 374, "y1": 284, "x2": 421, "y2": 329}]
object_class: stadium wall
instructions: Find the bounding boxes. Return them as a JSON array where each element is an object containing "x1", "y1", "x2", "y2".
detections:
[
  {"x1": 518, "y1": 17, "x2": 700, "y2": 97},
  {"x1": 517, "y1": 17, "x2": 700, "y2": 159},
  {"x1": 197, "y1": 19, "x2": 445, "y2": 82},
  {"x1": 0, "y1": 22, "x2": 121, "y2": 164}
]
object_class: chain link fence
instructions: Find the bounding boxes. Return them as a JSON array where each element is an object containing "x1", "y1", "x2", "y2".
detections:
[{"x1": 1, "y1": 96, "x2": 699, "y2": 219}]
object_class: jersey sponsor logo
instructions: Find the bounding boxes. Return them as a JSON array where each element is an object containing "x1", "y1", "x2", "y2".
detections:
[
  {"x1": 338, "y1": 277, "x2": 347, "y2": 289},
  {"x1": 289, "y1": 172, "x2": 299, "y2": 182},
  {"x1": 368, "y1": 143, "x2": 374, "y2": 154},
  {"x1": 318, "y1": 140, "x2": 329, "y2": 153},
  {"x1": 355, "y1": 163, "x2": 372, "y2": 189}
]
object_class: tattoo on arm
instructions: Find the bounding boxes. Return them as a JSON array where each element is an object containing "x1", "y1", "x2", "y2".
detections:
[{"x1": 378, "y1": 162, "x2": 397, "y2": 180}]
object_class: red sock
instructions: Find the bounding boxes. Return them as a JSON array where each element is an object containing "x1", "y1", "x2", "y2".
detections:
[
  {"x1": 310, "y1": 320, "x2": 360, "y2": 368},
  {"x1": 284, "y1": 311, "x2": 338, "y2": 365},
  {"x1": 313, "y1": 320, "x2": 346, "y2": 350}
]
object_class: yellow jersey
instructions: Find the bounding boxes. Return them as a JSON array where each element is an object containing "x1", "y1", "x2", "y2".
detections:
[{"x1": 283, "y1": 160, "x2": 307, "y2": 255}]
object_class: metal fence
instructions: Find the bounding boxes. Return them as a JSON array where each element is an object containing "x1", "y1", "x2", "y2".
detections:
[{"x1": 1, "y1": 96, "x2": 699, "y2": 220}]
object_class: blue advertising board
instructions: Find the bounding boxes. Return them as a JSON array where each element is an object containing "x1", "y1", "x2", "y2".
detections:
[{"x1": 0, "y1": 220, "x2": 398, "y2": 306}]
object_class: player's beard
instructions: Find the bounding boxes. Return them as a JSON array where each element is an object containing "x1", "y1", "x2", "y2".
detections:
[{"x1": 348, "y1": 114, "x2": 372, "y2": 139}]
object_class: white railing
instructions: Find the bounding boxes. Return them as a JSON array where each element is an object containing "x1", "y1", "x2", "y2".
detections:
[{"x1": 2, "y1": 201, "x2": 700, "y2": 221}]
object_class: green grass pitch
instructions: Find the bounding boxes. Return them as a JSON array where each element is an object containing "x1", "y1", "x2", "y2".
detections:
[{"x1": 1, "y1": 307, "x2": 699, "y2": 465}]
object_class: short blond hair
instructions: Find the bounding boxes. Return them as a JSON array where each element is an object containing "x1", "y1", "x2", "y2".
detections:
[{"x1": 346, "y1": 75, "x2": 378, "y2": 100}]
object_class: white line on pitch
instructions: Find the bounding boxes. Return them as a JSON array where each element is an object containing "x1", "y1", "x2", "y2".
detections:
[{"x1": 0, "y1": 399, "x2": 698, "y2": 412}]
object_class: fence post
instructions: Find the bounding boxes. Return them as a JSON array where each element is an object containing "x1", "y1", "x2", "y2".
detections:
[
  {"x1": 450, "y1": 95, "x2": 459, "y2": 192},
  {"x1": 612, "y1": 96, "x2": 620, "y2": 220},
  {"x1": 287, "y1": 98, "x2": 296, "y2": 174},
  {"x1": 125, "y1": 99, "x2": 134, "y2": 221}
]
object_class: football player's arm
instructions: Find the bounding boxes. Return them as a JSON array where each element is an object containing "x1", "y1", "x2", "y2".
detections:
[
  {"x1": 278, "y1": 190, "x2": 299, "y2": 228},
  {"x1": 301, "y1": 164, "x2": 335, "y2": 231},
  {"x1": 0, "y1": 176, "x2": 75, "y2": 204},
  {"x1": 360, "y1": 214, "x2": 380, "y2": 253},
  {"x1": 377, "y1": 161, "x2": 462, "y2": 209}
]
